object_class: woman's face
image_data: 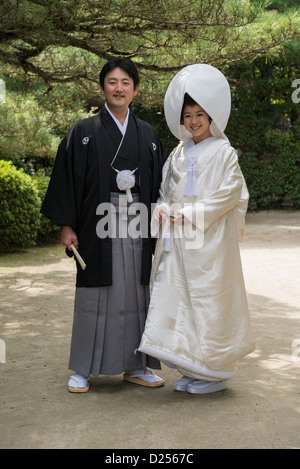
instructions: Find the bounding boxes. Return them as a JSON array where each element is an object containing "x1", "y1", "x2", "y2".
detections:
[{"x1": 182, "y1": 104, "x2": 212, "y2": 143}]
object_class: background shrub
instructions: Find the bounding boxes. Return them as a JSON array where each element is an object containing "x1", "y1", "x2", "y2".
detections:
[
  {"x1": 33, "y1": 170, "x2": 61, "y2": 243},
  {"x1": 225, "y1": 52, "x2": 300, "y2": 210},
  {"x1": 0, "y1": 160, "x2": 41, "y2": 250}
]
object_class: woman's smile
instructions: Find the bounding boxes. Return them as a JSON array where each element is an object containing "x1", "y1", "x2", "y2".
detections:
[{"x1": 183, "y1": 103, "x2": 212, "y2": 143}]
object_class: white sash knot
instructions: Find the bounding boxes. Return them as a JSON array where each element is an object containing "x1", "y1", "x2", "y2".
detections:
[{"x1": 183, "y1": 156, "x2": 198, "y2": 196}]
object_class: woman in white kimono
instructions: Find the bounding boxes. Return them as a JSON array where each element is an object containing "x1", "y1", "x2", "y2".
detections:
[{"x1": 139, "y1": 64, "x2": 255, "y2": 394}]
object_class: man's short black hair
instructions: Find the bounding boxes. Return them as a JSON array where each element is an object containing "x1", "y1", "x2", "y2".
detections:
[{"x1": 99, "y1": 58, "x2": 140, "y2": 89}]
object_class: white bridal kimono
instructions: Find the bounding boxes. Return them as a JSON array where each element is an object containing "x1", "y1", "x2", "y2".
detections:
[
  {"x1": 139, "y1": 137, "x2": 255, "y2": 380},
  {"x1": 139, "y1": 64, "x2": 255, "y2": 381}
]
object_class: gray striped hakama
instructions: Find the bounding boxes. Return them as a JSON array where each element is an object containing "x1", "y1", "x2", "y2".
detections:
[{"x1": 68, "y1": 194, "x2": 161, "y2": 377}]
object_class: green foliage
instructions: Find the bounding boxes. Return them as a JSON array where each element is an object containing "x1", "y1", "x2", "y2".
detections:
[
  {"x1": 0, "y1": 0, "x2": 299, "y2": 229},
  {"x1": 0, "y1": 0, "x2": 299, "y2": 104},
  {"x1": 0, "y1": 74, "x2": 90, "y2": 173},
  {"x1": 267, "y1": 0, "x2": 300, "y2": 11},
  {"x1": 132, "y1": 103, "x2": 177, "y2": 156},
  {"x1": 33, "y1": 170, "x2": 61, "y2": 243},
  {"x1": 0, "y1": 160, "x2": 41, "y2": 249},
  {"x1": 0, "y1": 162, "x2": 60, "y2": 251},
  {"x1": 225, "y1": 53, "x2": 300, "y2": 210},
  {"x1": 239, "y1": 146, "x2": 300, "y2": 210}
]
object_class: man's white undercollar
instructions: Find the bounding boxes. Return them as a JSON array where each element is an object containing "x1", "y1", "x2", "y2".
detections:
[{"x1": 105, "y1": 102, "x2": 129, "y2": 136}]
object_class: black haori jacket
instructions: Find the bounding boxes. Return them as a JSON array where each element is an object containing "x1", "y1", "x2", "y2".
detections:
[{"x1": 41, "y1": 107, "x2": 166, "y2": 287}]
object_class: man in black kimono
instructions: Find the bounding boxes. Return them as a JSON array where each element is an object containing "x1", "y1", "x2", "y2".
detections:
[{"x1": 41, "y1": 58, "x2": 166, "y2": 392}]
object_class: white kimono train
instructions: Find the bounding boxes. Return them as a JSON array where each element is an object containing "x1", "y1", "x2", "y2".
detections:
[{"x1": 139, "y1": 137, "x2": 255, "y2": 381}]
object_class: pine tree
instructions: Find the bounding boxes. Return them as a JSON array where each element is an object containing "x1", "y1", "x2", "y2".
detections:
[{"x1": 0, "y1": 0, "x2": 299, "y2": 103}]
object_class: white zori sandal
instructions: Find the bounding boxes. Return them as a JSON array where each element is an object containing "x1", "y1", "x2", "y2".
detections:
[
  {"x1": 68, "y1": 374, "x2": 90, "y2": 393},
  {"x1": 187, "y1": 380, "x2": 227, "y2": 395},
  {"x1": 123, "y1": 370, "x2": 165, "y2": 387}
]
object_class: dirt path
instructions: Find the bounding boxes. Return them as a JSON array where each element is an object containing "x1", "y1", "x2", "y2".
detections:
[{"x1": 0, "y1": 210, "x2": 300, "y2": 449}]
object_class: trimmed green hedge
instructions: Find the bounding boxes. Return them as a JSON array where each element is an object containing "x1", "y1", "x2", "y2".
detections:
[
  {"x1": 239, "y1": 136, "x2": 300, "y2": 211},
  {"x1": 0, "y1": 160, "x2": 41, "y2": 249},
  {"x1": 225, "y1": 54, "x2": 300, "y2": 210},
  {"x1": 0, "y1": 161, "x2": 60, "y2": 251}
]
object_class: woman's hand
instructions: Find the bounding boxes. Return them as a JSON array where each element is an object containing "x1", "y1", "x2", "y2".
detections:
[
  {"x1": 170, "y1": 214, "x2": 184, "y2": 225},
  {"x1": 154, "y1": 206, "x2": 170, "y2": 221}
]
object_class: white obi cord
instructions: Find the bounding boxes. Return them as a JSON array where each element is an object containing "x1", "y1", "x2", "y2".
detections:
[
  {"x1": 183, "y1": 154, "x2": 198, "y2": 196},
  {"x1": 110, "y1": 133, "x2": 138, "y2": 203},
  {"x1": 115, "y1": 167, "x2": 138, "y2": 203}
]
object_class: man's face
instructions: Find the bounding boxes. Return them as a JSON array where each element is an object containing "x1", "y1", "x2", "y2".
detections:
[{"x1": 101, "y1": 67, "x2": 138, "y2": 114}]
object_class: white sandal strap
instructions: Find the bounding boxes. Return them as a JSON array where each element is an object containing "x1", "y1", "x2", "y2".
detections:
[
  {"x1": 125, "y1": 370, "x2": 154, "y2": 378},
  {"x1": 69, "y1": 375, "x2": 88, "y2": 384}
]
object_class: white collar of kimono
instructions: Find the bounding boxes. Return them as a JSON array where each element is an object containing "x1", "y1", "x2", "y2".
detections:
[
  {"x1": 177, "y1": 136, "x2": 216, "y2": 170},
  {"x1": 105, "y1": 103, "x2": 137, "y2": 203},
  {"x1": 105, "y1": 102, "x2": 129, "y2": 136},
  {"x1": 164, "y1": 64, "x2": 231, "y2": 143},
  {"x1": 185, "y1": 136, "x2": 216, "y2": 155},
  {"x1": 180, "y1": 137, "x2": 223, "y2": 197}
]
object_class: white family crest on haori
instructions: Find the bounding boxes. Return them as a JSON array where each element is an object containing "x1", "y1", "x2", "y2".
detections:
[{"x1": 82, "y1": 136, "x2": 89, "y2": 145}]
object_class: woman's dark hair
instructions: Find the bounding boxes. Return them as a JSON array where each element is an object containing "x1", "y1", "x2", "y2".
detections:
[
  {"x1": 99, "y1": 58, "x2": 140, "y2": 89},
  {"x1": 180, "y1": 93, "x2": 212, "y2": 124}
]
